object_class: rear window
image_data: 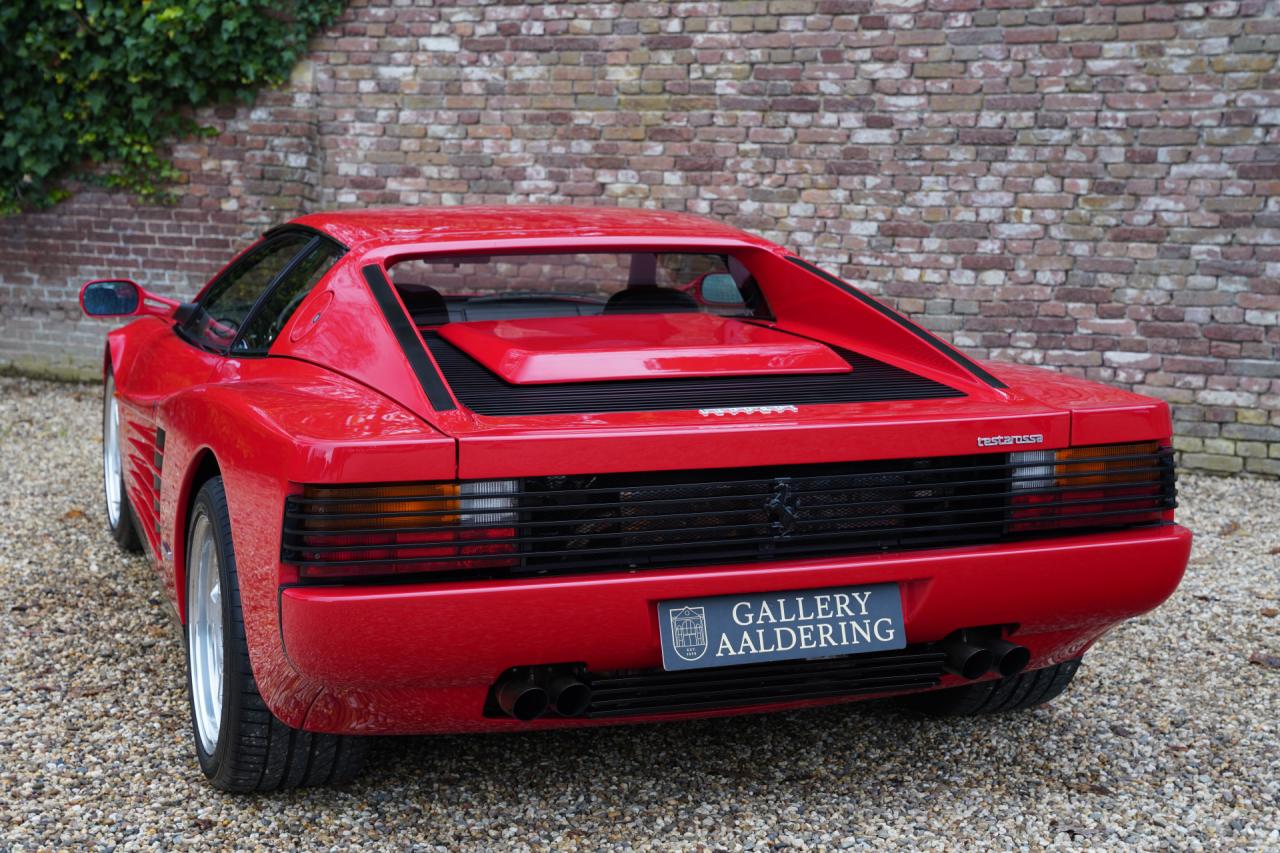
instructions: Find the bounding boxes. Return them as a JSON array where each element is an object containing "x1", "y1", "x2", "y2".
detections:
[{"x1": 388, "y1": 252, "x2": 769, "y2": 324}]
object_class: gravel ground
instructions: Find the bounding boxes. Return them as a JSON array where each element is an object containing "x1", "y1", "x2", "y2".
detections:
[{"x1": 1, "y1": 375, "x2": 1277, "y2": 851}]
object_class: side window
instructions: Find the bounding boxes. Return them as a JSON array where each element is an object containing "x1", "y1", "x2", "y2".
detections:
[
  {"x1": 182, "y1": 235, "x2": 311, "y2": 351},
  {"x1": 234, "y1": 242, "x2": 342, "y2": 353}
]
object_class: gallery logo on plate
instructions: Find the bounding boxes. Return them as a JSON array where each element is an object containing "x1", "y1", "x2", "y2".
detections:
[{"x1": 668, "y1": 606, "x2": 709, "y2": 661}]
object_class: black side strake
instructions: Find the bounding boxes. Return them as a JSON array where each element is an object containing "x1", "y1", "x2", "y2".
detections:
[
  {"x1": 361, "y1": 265, "x2": 456, "y2": 411},
  {"x1": 422, "y1": 330, "x2": 962, "y2": 417},
  {"x1": 787, "y1": 257, "x2": 1008, "y2": 389}
]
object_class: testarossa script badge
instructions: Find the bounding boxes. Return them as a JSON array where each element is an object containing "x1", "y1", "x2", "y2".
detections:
[{"x1": 976, "y1": 433, "x2": 1044, "y2": 447}]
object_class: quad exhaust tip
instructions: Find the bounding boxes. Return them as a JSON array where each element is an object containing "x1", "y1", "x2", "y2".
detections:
[
  {"x1": 987, "y1": 637, "x2": 1031, "y2": 677},
  {"x1": 496, "y1": 671, "x2": 550, "y2": 721},
  {"x1": 547, "y1": 674, "x2": 592, "y2": 717},
  {"x1": 940, "y1": 632, "x2": 1030, "y2": 680},
  {"x1": 495, "y1": 668, "x2": 593, "y2": 720},
  {"x1": 942, "y1": 638, "x2": 995, "y2": 680}
]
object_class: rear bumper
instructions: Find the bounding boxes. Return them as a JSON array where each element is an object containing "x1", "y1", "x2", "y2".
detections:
[{"x1": 279, "y1": 524, "x2": 1191, "y2": 734}]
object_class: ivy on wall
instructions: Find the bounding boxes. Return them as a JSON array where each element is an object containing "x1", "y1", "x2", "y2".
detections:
[{"x1": 0, "y1": 0, "x2": 345, "y2": 214}]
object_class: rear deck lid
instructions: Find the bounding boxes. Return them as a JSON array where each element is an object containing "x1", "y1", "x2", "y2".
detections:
[{"x1": 436, "y1": 313, "x2": 851, "y2": 384}]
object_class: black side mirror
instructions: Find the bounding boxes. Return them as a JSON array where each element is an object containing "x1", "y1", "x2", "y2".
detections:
[
  {"x1": 80, "y1": 280, "x2": 140, "y2": 317},
  {"x1": 79, "y1": 279, "x2": 180, "y2": 320}
]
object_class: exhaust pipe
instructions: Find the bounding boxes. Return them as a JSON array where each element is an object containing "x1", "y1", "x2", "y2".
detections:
[
  {"x1": 986, "y1": 638, "x2": 1031, "y2": 677},
  {"x1": 496, "y1": 671, "x2": 549, "y2": 721},
  {"x1": 941, "y1": 637, "x2": 995, "y2": 680},
  {"x1": 547, "y1": 674, "x2": 592, "y2": 717}
]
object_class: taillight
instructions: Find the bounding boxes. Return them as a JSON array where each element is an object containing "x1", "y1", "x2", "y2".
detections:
[
  {"x1": 288, "y1": 480, "x2": 520, "y2": 580},
  {"x1": 1008, "y1": 441, "x2": 1171, "y2": 533}
]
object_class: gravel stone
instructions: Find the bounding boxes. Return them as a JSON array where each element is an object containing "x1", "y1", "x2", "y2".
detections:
[{"x1": 1, "y1": 376, "x2": 1277, "y2": 850}]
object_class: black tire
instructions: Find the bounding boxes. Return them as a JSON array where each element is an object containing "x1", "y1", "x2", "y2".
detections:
[
  {"x1": 103, "y1": 372, "x2": 142, "y2": 552},
  {"x1": 904, "y1": 659, "x2": 1083, "y2": 716},
  {"x1": 185, "y1": 476, "x2": 367, "y2": 792}
]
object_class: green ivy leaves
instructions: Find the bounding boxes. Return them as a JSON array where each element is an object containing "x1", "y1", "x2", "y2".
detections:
[{"x1": 0, "y1": 0, "x2": 344, "y2": 214}]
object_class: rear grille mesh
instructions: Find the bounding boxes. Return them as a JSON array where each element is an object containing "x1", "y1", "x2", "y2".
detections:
[
  {"x1": 583, "y1": 648, "x2": 946, "y2": 717},
  {"x1": 422, "y1": 331, "x2": 963, "y2": 416},
  {"x1": 283, "y1": 446, "x2": 1176, "y2": 582}
]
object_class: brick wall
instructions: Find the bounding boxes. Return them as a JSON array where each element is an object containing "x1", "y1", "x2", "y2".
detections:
[{"x1": 1, "y1": 0, "x2": 1276, "y2": 475}]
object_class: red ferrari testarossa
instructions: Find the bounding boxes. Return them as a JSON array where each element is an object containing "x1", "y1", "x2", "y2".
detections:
[{"x1": 80, "y1": 206, "x2": 1190, "y2": 791}]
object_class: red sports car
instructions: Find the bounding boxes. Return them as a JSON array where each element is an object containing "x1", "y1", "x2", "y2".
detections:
[{"x1": 80, "y1": 207, "x2": 1191, "y2": 792}]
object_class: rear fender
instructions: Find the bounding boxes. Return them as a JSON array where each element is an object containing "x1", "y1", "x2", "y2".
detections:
[
  {"x1": 988, "y1": 362, "x2": 1173, "y2": 445},
  {"x1": 158, "y1": 362, "x2": 456, "y2": 727}
]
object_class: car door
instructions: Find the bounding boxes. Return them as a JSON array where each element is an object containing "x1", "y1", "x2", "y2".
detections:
[
  {"x1": 114, "y1": 233, "x2": 317, "y2": 565},
  {"x1": 209, "y1": 234, "x2": 345, "y2": 383}
]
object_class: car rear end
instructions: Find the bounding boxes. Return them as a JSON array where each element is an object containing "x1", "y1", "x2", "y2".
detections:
[
  {"x1": 270, "y1": 239, "x2": 1190, "y2": 735},
  {"x1": 278, "y1": 441, "x2": 1187, "y2": 733}
]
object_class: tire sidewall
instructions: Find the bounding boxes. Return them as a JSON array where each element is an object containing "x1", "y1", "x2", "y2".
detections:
[
  {"x1": 103, "y1": 373, "x2": 127, "y2": 538},
  {"x1": 185, "y1": 480, "x2": 238, "y2": 781},
  {"x1": 103, "y1": 370, "x2": 143, "y2": 551}
]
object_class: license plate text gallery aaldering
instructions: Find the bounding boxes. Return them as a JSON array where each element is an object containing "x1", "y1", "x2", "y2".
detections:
[
  {"x1": 715, "y1": 591, "x2": 898, "y2": 658},
  {"x1": 659, "y1": 584, "x2": 907, "y2": 671}
]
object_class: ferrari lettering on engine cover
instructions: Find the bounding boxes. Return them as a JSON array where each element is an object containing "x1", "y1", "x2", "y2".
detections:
[{"x1": 698, "y1": 405, "x2": 799, "y2": 417}]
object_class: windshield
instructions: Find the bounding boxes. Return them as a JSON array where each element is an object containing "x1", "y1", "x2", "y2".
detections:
[{"x1": 388, "y1": 252, "x2": 769, "y2": 324}]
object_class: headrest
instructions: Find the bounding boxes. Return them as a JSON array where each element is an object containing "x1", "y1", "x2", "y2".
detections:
[
  {"x1": 399, "y1": 285, "x2": 450, "y2": 325},
  {"x1": 603, "y1": 286, "x2": 699, "y2": 314}
]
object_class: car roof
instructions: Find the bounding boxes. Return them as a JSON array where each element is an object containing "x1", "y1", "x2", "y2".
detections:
[{"x1": 289, "y1": 205, "x2": 773, "y2": 250}]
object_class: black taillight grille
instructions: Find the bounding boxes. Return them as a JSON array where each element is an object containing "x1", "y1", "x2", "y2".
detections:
[{"x1": 283, "y1": 445, "x2": 1176, "y2": 582}]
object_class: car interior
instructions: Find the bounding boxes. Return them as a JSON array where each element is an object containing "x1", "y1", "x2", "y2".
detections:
[{"x1": 389, "y1": 252, "x2": 764, "y2": 325}]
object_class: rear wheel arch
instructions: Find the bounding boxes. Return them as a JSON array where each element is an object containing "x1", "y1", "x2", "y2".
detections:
[{"x1": 185, "y1": 475, "x2": 366, "y2": 791}]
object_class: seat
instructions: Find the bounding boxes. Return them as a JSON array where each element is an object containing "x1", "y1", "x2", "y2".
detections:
[
  {"x1": 399, "y1": 285, "x2": 450, "y2": 326},
  {"x1": 603, "y1": 286, "x2": 699, "y2": 314}
]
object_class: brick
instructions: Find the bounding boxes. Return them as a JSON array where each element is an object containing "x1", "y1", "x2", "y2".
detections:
[
  {"x1": 1180, "y1": 453, "x2": 1245, "y2": 473},
  {"x1": 961, "y1": 255, "x2": 1016, "y2": 271},
  {"x1": 913, "y1": 63, "x2": 966, "y2": 78}
]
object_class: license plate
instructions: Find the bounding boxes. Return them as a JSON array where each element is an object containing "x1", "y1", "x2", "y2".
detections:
[{"x1": 657, "y1": 584, "x2": 906, "y2": 671}]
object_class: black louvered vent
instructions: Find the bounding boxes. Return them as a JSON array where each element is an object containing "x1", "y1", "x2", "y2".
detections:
[
  {"x1": 584, "y1": 647, "x2": 946, "y2": 717},
  {"x1": 283, "y1": 446, "x2": 1176, "y2": 583},
  {"x1": 482, "y1": 648, "x2": 947, "y2": 719},
  {"x1": 422, "y1": 331, "x2": 964, "y2": 416}
]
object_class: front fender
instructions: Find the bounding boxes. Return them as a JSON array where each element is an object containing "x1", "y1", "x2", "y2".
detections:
[{"x1": 103, "y1": 317, "x2": 169, "y2": 383}]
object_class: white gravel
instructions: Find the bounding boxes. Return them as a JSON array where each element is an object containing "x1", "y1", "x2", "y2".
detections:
[{"x1": 1, "y1": 376, "x2": 1277, "y2": 850}]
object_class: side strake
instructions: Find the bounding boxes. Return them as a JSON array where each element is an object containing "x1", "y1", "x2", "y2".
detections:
[
  {"x1": 785, "y1": 257, "x2": 1008, "y2": 390},
  {"x1": 360, "y1": 264, "x2": 455, "y2": 411}
]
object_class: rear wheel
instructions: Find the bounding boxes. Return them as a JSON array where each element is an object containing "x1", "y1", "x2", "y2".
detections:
[
  {"x1": 904, "y1": 659, "x2": 1082, "y2": 716},
  {"x1": 103, "y1": 372, "x2": 142, "y2": 552},
  {"x1": 185, "y1": 476, "x2": 366, "y2": 792}
]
